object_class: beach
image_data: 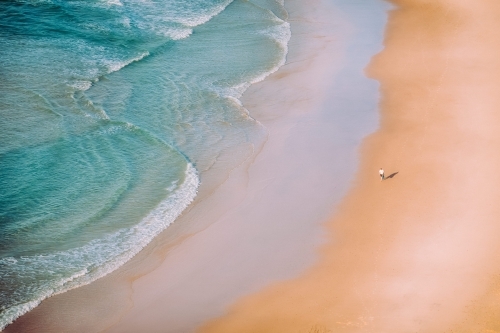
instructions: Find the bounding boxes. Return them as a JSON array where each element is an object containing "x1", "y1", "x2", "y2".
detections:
[
  {"x1": 4, "y1": 0, "x2": 386, "y2": 332},
  {"x1": 7, "y1": 0, "x2": 500, "y2": 332},
  {"x1": 200, "y1": 0, "x2": 500, "y2": 332}
]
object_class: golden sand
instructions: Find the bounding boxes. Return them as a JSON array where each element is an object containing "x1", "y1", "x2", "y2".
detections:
[{"x1": 200, "y1": 0, "x2": 500, "y2": 331}]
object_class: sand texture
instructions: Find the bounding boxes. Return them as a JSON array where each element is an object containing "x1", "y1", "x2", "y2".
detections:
[
  {"x1": 4, "y1": 0, "x2": 385, "y2": 332},
  {"x1": 200, "y1": 0, "x2": 500, "y2": 332}
]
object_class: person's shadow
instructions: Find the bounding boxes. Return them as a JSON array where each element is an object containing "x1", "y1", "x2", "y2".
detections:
[{"x1": 386, "y1": 172, "x2": 398, "y2": 179}]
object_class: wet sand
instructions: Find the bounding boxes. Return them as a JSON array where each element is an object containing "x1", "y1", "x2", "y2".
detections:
[
  {"x1": 200, "y1": 0, "x2": 500, "y2": 332},
  {"x1": 4, "y1": 0, "x2": 386, "y2": 332}
]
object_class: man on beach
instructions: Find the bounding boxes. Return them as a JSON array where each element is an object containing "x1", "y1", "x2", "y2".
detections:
[{"x1": 379, "y1": 168, "x2": 385, "y2": 181}]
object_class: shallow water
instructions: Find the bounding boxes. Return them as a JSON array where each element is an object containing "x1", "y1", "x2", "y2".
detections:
[{"x1": 0, "y1": 0, "x2": 290, "y2": 328}]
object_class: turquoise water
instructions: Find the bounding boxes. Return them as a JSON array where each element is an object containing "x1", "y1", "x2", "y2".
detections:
[{"x1": 0, "y1": 0, "x2": 290, "y2": 328}]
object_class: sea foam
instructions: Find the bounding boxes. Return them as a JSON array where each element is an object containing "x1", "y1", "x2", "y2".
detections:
[
  {"x1": 105, "y1": 51, "x2": 150, "y2": 74},
  {"x1": 213, "y1": 20, "x2": 291, "y2": 102},
  {"x1": 0, "y1": 0, "x2": 291, "y2": 328},
  {"x1": 0, "y1": 164, "x2": 199, "y2": 331}
]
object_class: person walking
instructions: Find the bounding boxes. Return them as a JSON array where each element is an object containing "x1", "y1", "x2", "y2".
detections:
[{"x1": 379, "y1": 168, "x2": 385, "y2": 181}]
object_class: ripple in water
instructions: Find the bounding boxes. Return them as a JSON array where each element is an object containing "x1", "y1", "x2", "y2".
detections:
[{"x1": 0, "y1": 0, "x2": 290, "y2": 328}]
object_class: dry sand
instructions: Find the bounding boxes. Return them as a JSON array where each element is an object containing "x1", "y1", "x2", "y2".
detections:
[
  {"x1": 4, "y1": 0, "x2": 386, "y2": 332},
  {"x1": 200, "y1": 0, "x2": 500, "y2": 332}
]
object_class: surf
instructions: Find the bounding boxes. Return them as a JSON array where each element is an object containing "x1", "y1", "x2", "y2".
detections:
[{"x1": 0, "y1": 0, "x2": 291, "y2": 329}]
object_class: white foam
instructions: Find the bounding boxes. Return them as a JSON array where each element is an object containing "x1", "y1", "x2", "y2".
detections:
[
  {"x1": 121, "y1": 17, "x2": 131, "y2": 28},
  {"x1": 3, "y1": 257, "x2": 17, "y2": 264},
  {"x1": 213, "y1": 19, "x2": 291, "y2": 103},
  {"x1": 260, "y1": 20, "x2": 291, "y2": 51},
  {"x1": 102, "y1": 0, "x2": 123, "y2": 6},
  {"x1": 105, "y1": 51, "x2": 150, "y2": 75},
  {"x1": 244, "y1": 21, "x2": 291, "y2": 86},
  {"x1": 0, "y1": 299, "x2": 43, "y2": 333},
  {"x1": 0, "y1": 1, "x2": 292, "y2": 329},
  {"x1": 170, "y1": 0, "x2": 234, "y2": 27},
  {"x1": 158, "y1": 27, "x2": 193, "y2": 40},
  {"x1": 69, "y1": 80, "x2": 92, "y2": 91},
  {"x1": 0, "y1": 164, "x2": 199, "y2": 331},
  {"x1": 166, "y1": 180, "x2": 179, "y2": 192},
  {"x1": 113, "y1": 0, "x2": 233, "y2": 41}
]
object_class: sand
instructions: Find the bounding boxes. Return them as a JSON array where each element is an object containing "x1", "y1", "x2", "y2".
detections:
[
  {"x1": 4, "y1": 0, "x2": 386, "y2": 332},
  {"x1": 200, "y1": 0, "x2": 500, "y2": 332}
]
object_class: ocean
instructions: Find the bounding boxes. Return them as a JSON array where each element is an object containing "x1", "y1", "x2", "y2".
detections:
[{"x1": 0, "y1": 0, "x2": 290, "y2": 328}]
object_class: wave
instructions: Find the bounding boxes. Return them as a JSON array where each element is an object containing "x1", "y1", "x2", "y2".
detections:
[
  {"x1": 0, "y1": 0, "x2": 292, "y2": 329},
  {"x1": 249, "y1": 20, "x2": 291, "y2": 85},
  {"x1": 67, "y1": 51, "x2": 149, "y2": 93},
  {"x1": 105, "y1": 51, "x2": 150, "y2": 75},
  {"x1": 102, "y1": 0, "x2": 123, "y2": 6},
  {"x1": 0, "y1": 164, "x2": 199, "y2": 331},
  {"x1": 213, "y1": 19, "x2": 291, "y2": 102},
  {"x1": 68, "y1": 80, "x2": 93, "y2": 91},
  {"x1": 170, "y1": 0, "x2": 234, "y2": 27}
]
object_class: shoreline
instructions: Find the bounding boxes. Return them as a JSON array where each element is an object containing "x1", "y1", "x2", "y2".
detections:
[
  {"x1": 201, "y1": 0, "x2": 500, "y2": 332},
  {"x1": 4, "y1": 0, "x2": 387, "y2": 331}
]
